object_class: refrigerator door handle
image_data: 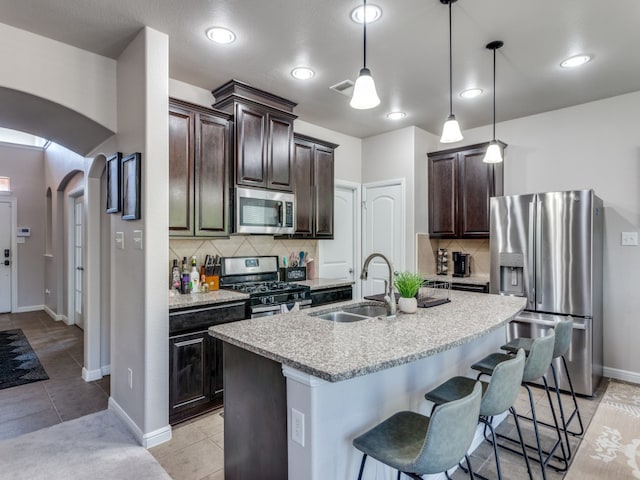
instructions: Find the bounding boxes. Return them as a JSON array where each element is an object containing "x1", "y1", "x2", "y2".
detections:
[
  {"x1": 536, "y1": 200, "x2": 543, "y2": 308},
  {"x1": 528, "y1": 202, "x2": 536, "y2": 305},
  {"x1": 512, "y1": 316, "x2": 587, "y2": 330}
]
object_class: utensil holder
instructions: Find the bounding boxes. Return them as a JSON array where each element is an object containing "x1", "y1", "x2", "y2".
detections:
[{"x1": 280, "y1": 267, "x2": 306, "y2": 282}]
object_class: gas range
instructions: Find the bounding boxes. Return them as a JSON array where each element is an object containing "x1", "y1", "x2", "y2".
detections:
[{"x1": 219, "y1": 256, "x2": 311, "y2": 318}]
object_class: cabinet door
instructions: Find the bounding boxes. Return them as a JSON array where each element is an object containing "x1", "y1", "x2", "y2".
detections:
[
  {"x1": 292, "y1": 139, "x2": 314, "y2": 236},
  {"x1": 459, "y1": 147, "x2": 495, "y2": 237},
  {"x1": 267, "y1": 113, "x2": 294, "y2": 191},
  {"x1": 235, "y1": 103, "x2": 267, "y2": 188},
  {"x1": 211, "y1": 338, "x2": 224, "y2": 404},
  {"x1": 195, "y1": 113, "x2": 230, "y2": 236},
  {"x1": 314, "y1": 145, "x2": 335, "y2": 238},
  {"x1": 428, "y1": 152, "x2": 457, "y2": 237},
  {"x1": 169, "y1": 106, "x2": 195, "y2": 236},
  {"x1": 169, "y1": 331, "x2": 211, "y2": 417}
]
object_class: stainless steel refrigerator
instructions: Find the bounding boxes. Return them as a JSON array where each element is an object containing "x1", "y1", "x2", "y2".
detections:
[{"x1": 490, "y1": 189, "x2": 603, "y2": 396}]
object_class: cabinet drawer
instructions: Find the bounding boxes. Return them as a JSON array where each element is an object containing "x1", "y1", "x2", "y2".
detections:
[{"x1": 169, "y1": 301, "x2": 246, "y2": 335}]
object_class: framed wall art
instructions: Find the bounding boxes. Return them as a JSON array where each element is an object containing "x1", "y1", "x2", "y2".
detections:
[
  {"x1": 121, "y1": 152, "x2": 141, "y2": 221},
  {"x1": 105, "y1": 152, "x2": 122, "y2": 213}
]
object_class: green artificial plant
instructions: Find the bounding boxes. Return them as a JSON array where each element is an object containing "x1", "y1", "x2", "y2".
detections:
[{"x1": 393, "y1": 271, "x2": 424, "y2": 298}]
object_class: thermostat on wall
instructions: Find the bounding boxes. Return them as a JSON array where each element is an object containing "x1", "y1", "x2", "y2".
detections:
[{"x1": 16, "y1": 227, "x2": 31, "y2": 237}]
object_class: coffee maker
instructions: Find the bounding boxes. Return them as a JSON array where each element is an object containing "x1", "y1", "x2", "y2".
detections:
[{"x1": 452, "y1": 252, "x2": 471, "y2": 277}]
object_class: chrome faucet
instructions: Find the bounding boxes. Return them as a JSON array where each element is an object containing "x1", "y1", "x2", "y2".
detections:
[{"x1": 360, "y1": 253, "x2": 396, "y2": 318}]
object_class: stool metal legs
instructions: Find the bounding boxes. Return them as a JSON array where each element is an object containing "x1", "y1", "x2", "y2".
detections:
[{"x1": 357, "y1": 452, "x2": 476, "y2": 480}]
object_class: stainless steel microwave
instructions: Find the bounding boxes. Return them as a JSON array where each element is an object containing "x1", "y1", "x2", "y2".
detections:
[{"x1": 235, "y1": 187, "x2": 295, "y2": 234}]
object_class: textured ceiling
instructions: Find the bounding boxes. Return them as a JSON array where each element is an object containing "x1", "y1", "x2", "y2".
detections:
[{"x1": 0, "y1": 0, "x2": 638, "y2": 139}]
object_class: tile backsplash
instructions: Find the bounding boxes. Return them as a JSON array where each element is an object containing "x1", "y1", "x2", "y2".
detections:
[
  {"x1": 169, "y1": 236, "x2": 318, "y2": 272},
  {"x1": 417, "y1": 233, "x2": 490, "y2": 277}
]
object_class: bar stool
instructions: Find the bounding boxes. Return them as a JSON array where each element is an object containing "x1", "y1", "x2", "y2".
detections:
[
  {"x1": 501, "y1": 318, "x2": 584, "y2": 460},
  {"x1": 352, "y1": 382, "x2": 482, "y2": 480},
  {"x1": 424, "y1": 349, "x2": 532, "y2": 480},
  {"x1": 471, "y1": 330, "x2": 567, "y2": 480}
]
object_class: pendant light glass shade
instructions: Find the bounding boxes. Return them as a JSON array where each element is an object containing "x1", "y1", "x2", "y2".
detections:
[
  {"x1": 350, "y1": 68, "x2": 380, "y2": 109},
  {"x1": 483, "y1": 40, "x2": 504, "y2": 164},
  {"x1": 441, "y1": 114, "x2": 463, "y2": 143},
  {"x1": 483, "y1": 140, "x2": 502, "y2": 163},
  {"x1": 440, "y1": 0, "x2": 463, "y2": 143},
  {"x1": 351, "y1": 0, "x2": 380, "y2": 110}
]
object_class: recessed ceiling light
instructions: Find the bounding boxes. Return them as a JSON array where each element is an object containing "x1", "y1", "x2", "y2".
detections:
[
  {"x1": 206, "y1": 27, "x2": 236, "y2": 44},
  {"x1": 291, "y1": 67, "x2": 315, "y2": 80},
  {"x1": 560, "y1": 54, "x2": 592, "y2": 68},
  {"x1": 386, "y1": 112, "x2": 406, "y2": 120},
  {"x1": 460, "y1": 88, "x2": 483, "y2": 99},
  {"x1": 350, "y1": 4, "x2": 382, "y2": 24}
]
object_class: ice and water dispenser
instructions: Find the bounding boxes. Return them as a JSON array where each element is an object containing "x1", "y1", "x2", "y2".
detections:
[{"x1": 498, "y1": 252, "x2": 525, "y2": 296}]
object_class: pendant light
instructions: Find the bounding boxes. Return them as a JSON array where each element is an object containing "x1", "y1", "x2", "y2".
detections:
[
  {"x1": 440, "y1": 0, "x2": 463, "y2": 143},
  {"x1": 483, "y1": 40, "x2": 504, "y2": 163},
  {"x1": 350, "y1": 0, "x2": 381, "y2": 109}
]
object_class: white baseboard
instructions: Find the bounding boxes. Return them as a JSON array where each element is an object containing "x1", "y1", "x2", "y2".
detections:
[
  {"x1": 61, "y1": 315, "x2": 72, "y2": 325},
  {"x1": 108, "y1": 397, "x2": 172, "y2": 449},
  {"x1": 82, "y1": 367, "x2": 103, "y2": 382},
  {"x1": 13, "y1": 304, "x2": 44, "y2": 313},
  {"x1": 603, "y1": 366, "x2": 640, "y2": 385},
  {"x1": 43, "y1": 305, "x2": 65, "y2": 321},
  {"x1": 101, "y1": 364, "x2": 111, "y2": 376}
]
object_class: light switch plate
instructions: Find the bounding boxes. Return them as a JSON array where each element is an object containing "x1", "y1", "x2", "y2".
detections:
[
  {"x1": 115, "y1": 232, "x2": 124, "y2": 250},
  {"x1": 621, "y1": 231, "x2": 638, "y2": 246},
  {"x1": 133, "y1": 230, "x2": 143, "y2": 250}
]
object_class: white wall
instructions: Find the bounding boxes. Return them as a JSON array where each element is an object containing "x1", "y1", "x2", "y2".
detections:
[
  {"x1": 361, "y1": 126, "x2": 438, "y2": 271},
  {"x1": 0, "y1": 143, "x2": 45, "y2": 309},
  {"x1": 169, "y1": 79, "x2": 213, "y2": 109},
  {"x1": 446, "y1": 90, "x2": 640, "y2": 379},
  {"x1": 0, "y1": 22, "x2": 117, "y2": 132},
  {"x1": 111, "y1": 26, "x2": 169, "y2": 445}
]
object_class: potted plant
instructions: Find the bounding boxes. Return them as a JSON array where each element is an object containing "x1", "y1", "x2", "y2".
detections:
[{"x1": 394, "y1": 271, "x2": 424, "y2": 314}]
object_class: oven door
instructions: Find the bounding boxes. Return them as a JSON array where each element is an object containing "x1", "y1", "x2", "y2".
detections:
[{"x1": 236, "y1": 187, "x2": 295, "y2": 235}]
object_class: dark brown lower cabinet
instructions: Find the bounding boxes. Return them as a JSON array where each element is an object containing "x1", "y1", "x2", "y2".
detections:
[
  {"x1": 169, "y1": 301, "x2": 246, "y2": 424},
  {"x1": 223, "y1": 343, "x2": 288, "y2": 480}
]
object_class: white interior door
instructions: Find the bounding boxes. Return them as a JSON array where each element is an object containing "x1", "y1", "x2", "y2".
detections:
[
  {"x1": 362, "y1": 181, "x2": 404, "y2": 298},
  {"x1": 0, "y1": 201, "x2": 11, "y2": 313},
  {"x1": 74, "y1": 195, "x2": 84, "y2": 329},
  {"x1": 318, "y1": 182, "x2": 361, "y2": 298}
]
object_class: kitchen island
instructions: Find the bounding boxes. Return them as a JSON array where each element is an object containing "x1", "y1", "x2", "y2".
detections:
[{"x1": 210, "y1": 291, "x2": 525, "y2": 480}]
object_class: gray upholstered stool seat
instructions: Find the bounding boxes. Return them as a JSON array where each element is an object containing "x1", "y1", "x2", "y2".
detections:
[
  {"x1": 470, "y1": 330, "x2": 568, "y2": 480},
  {"x1": 501, "y1": 318, "x2": 584, "y2": 445},
  {"x1": 425, "y1": 349, "x2": 531, "y2": 480},
  {"x1": 353, "y1": 382, "x2": 482, "y2": 480}
]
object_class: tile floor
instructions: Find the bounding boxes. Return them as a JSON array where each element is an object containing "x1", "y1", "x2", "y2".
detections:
[
  {"x1": 0, "y1": 310, "x2": 608, "y2": 480},
  {"x1": 153, "y1": 379, "x2": 606, "y2": 480},
  {"x1": 0, "y1": 310, "x2": 109, "y2": 441}
]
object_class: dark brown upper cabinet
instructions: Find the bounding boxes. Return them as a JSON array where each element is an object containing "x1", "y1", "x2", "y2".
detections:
[
  {"x1": 288, "y1": 134, "x2": 338, "y2": 239},
  {"x1": 212, "y1": 80, "x2": 297, "y2": 192},
  {"x1": 428, "y1": 142, "x2": 504, "y2": 238},
  {"x1": 169, "y1": 98, "x2": 232, "y2": 237}
]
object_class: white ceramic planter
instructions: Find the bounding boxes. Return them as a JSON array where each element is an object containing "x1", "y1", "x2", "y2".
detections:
[{"x1": 398, "y1": 296, "x2": 418, "y2": 314}]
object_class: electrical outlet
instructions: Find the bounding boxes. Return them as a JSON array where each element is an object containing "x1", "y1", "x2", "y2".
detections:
[
  {"x1": 127, "y1": 368, "x2": 133, "y2": 389},
  {"x1": 621, "y1": 231, "x2": 638, "y2": 246},
  {"x1": 291, "y1": 408, "x2": 305, "y2": 446}
]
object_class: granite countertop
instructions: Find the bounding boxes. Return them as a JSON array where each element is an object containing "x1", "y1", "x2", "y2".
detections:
[
  {"x1": 169, "y1": 289, "x2": 249, "y2": 310},
  {"x1": 423, "y1": 273, "x2": 490, "y2": 286},
  {"x1": 209, "y1": 291, "x2": 526, "y2": 382},
  {"x1": 298, "y1": 278, "x2": 355, "y2": 290}
]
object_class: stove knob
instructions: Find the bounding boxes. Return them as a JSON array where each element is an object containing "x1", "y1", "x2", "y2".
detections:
[
  {"x1": 293, "y1": 293, "x2": 299, "y2": 300},
  {"x1": 260, "y1": 297, "x2": 268, "y2": 305},
  {"x1": 269, "y1": 296, "x2": 275, "y2": 304}
]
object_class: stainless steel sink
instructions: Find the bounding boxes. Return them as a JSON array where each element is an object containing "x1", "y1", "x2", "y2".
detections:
[
  {"x1": 313, "y1": 311, "x2": 369, "y2": 323},
  {"x1": 311, "y1": 303, "x2": 388, "y2": 323},
  {"x1": 342, "y1": 305, "x2": 388, "y2": 317}
]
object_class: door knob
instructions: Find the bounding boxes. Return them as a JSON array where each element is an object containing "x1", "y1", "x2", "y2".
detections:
[
  {"x1": 4, "y1": 260, "x2": 9, "y2": 266},
  {"x1": 348, "y1": 268, "x2": 354, "y2": 274},
  {"x1": 3, "y1": 249, "x2": 9, "y2": 258},
  {"x1": 77, "y1": 266, "x2": 84, "y2": 271}
]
